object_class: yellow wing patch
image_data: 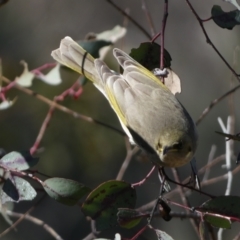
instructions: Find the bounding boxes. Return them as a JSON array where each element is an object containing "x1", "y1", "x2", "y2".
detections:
[{"x1": 105, "y1": 85, "x2": 127, "y2": 125}]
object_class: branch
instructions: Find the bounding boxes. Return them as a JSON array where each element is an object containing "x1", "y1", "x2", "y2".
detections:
[
  {"x1": 106, "y1": 0, "x2": 151, "y2": 39},
  {"x1": 1, "y1": 76, "x2": 125, "y2": 136},
  {"x1": 196, "y1": 84, "x2": 240, "y2": 125},
  {"x1": 185, "y1": 0, "x2": 240, "y2": 81}
]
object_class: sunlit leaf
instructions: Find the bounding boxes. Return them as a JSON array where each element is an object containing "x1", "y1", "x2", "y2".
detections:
[
  {"x1": 0, "y1": 98, "x2": 17, "y2": 110},
  {"x1": 96, "y1": 25, "x2": 127, "y2": 59},
  {"x1": 16, "y1": 61, "x2": 35, "y2": 87},
  {"x1": 0, "y1": 151, "x2": 39, "y2": 171},
  {"x1": 153, "y1": 68, "x2": 181, "y2": 95},
  {"x1": 43, "y1": 177, "x2": 91, "y2": 206},
  {"x1": 155, "y1": 229, "x2": 174, "y2": 240},
  {"x1": 38, "y1": 64, "x2": 62, "y2": 85},
  {"x1": 1, "y1": 175, "x2": 36, "y2": 204}
]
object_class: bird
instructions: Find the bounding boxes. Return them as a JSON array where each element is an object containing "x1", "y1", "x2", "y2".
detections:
[{"x1": 51, "y1": 36, "x2": 198, "y2": 168}]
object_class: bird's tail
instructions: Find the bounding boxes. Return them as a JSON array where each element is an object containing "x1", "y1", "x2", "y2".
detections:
[{"x1": 51, "y1": 36, "x2": 99, "y2": 84}]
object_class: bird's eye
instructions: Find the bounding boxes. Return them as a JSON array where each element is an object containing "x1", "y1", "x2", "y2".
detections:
[{"x1": 173, "y1": 141, "x2": 183, "y2": 150}]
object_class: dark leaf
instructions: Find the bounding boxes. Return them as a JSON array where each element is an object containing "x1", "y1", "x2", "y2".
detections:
[
  {"x1": 129, "y1": 42, "x2": 172, "y2": 71},
  {"x1": 82, "y1": 180, "x2": 136, "y2": 230},
  {"x1": 43, "y1": 177, "x2": 91, "y2": 206},
  {"x1": 117, "y1": 208, "x2": 143, "y2": 228},
  {"x1": 1, "y1": 175, "x2": 36, "y2": 204},
  {"x1": 196, "y1": 196, "x2": 240, "y2": 228},
  {"x1": 78, "y1": 40, "x2": 112, "y2": 58},
  {"x1": 211, "y1": 5, "x2": 240, "y2": 30}
]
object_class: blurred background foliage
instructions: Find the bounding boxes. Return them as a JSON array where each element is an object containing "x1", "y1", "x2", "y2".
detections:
[{"x1": 0, "y1": 0, "x2": 240, "y2": 239}]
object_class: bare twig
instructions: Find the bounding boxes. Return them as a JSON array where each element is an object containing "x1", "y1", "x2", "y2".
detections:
[
  {"x1": 196, "y1": 84, "x2": 240, "y2": 125},
  {"x1": 4, "y1": 210, "x2": 63, "y2": 240},
  {"x1": 30, "y1": 80, "x2": 82, "y2": 155},
  {"x1": 106, "y1": 0, "x2": 151, "y2": 39},
  {"x1": 116, "y1": 138, "x2": 139, "y2": 180},
  {"x1": 185, "y1": 0, "x2": 240, "y2": 81},
  {"x1": 1, "y1": 76, "x2": 124, "y2": 136},
  {"x1": 141, "y1": 0, "x2": 156, "y2": 36},
  {"x1": 132, "y1": 165, "x2": 156, "y2": 188},
  {"x1": 160, "y1": 0, "x2": 168, "y2": 71},
  {"x1": 201, "y1": 164, "x2": 240, "y2": 187},
  {"x1": 217, "y1": 116, "x2": 234, "y2": 240},
  {"x1": 202, "y1": 145, "x2": 217, "y2": 182},
  {"x1": 171, "y1": 168, "x2": 200, "y2": 238}
]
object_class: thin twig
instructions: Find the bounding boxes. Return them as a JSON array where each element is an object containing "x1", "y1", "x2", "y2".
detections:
[
  {"x1": 160, "y1": 0, "x2": 168, "y2": 71},
  {"x1": 196, "y1": 84, "x2": 240, "y2": 125},
  {"x1": 185, "y1": 0, "x2": 240, "y2": 81},
  {"x1": 141, "y1": 0, "x2": 156, "y2": 36},
  {"x1": 202, "y1": 145, "x2": 217, "y2": 182},
  {"x1": 106, "y1": 0, "x2": 151, "y2": 39},
  {"x1": 171, "y1": 168, "x2": 200, "y2": 238},
  {"x1": 201, "y1": 164, "x2": 240, "y2": 187},
  {"x1": 30, "y1": 80, "x2": 82, "y2": 155},
  {"x1": 217, "y1": 116, "x2": 234, "y2": 240},
  {"x1": 1, "y1": 76, "x2": 125, "y2": 136},
  {"x1": 116, "y1": 138, "x2": 139, "y2": 180},
  {"x1": 4, "y1": 210, "x2": 63, "y2": 240}
]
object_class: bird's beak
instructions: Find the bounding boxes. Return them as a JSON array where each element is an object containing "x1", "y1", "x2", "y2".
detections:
[{"x1": 163, "y1": 146, "x2": 171, "y2": 155}]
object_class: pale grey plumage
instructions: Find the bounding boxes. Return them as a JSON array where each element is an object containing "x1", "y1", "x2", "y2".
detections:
[{"x1": 51, "y1": 37, "x2": 198, "y2": 168}]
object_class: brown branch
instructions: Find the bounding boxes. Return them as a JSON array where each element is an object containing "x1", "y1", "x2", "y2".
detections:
[
  {"x1": 30, "y1": 80, "x2": 82, "y2": 155},
  {"x1": 1, "y1": 76, "x2": 125, "y2": 136},
  {"x1": 196, "y1": 84, "x2": 240, "y2": 125},
  {"x1": 172, "y1": 168, "x2": 200, "y2": 238},
  {"x1": 116, "y1": 138, "x2": 139, "y2": 180},
  {"x1": 160, "y1": 0, "x2": 168, "y2": 71},
  {"x1": 141, "y1": 0, "x2": 156, "y2": 36},
  {"x1": 185, "y1": 0, "x2": 240, "y2": 81},
  {"x1": 4, "y1": 210, "x2": 63, "y2": 240}
]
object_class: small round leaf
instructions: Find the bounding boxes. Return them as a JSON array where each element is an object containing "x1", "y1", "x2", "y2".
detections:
[
  {"x1": 43, "y1": 177, "x2": 91, "y2": 206},
  {"x1": 0, "y1": 151, "x2": 38, "y2": 171}
]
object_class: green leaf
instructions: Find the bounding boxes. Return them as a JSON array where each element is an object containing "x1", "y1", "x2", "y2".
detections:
[
  {"x1": 197, "y1": 196, "x2": 240, "y2": 228},
  {"x1": 43, "y1": 177, "x2": 91, "y2": 206},
  {"x1": 198, "y1": 196, "x2": 240, "y2": 217},
  {"x1": 79, "y1": 40, "x2": 112, "y2": 59},
  {"x1": 0, "y1": 151, "x2": 39, "y2": 171},
  {"x1": 1, "y1": 175, "x2": 36, "y2": 204},
  {"x1": 204, "y1": 215, "x2": 231, "y2": 229},
  {"x1": 117, "y1": 208, "x2": 143, "y2": 229},
  {"x1": 211, "y1": 5, "x2": 240, "y2": 30},
  {"x1": 155, "y1": 229, "x2": 175, "y2": 240},
  {"x1": 82, "y1": 180, "x2": 136, "y2": 230},
  {"x1": 129, "y1": 42, "x2": 172, "y2": 71}
]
